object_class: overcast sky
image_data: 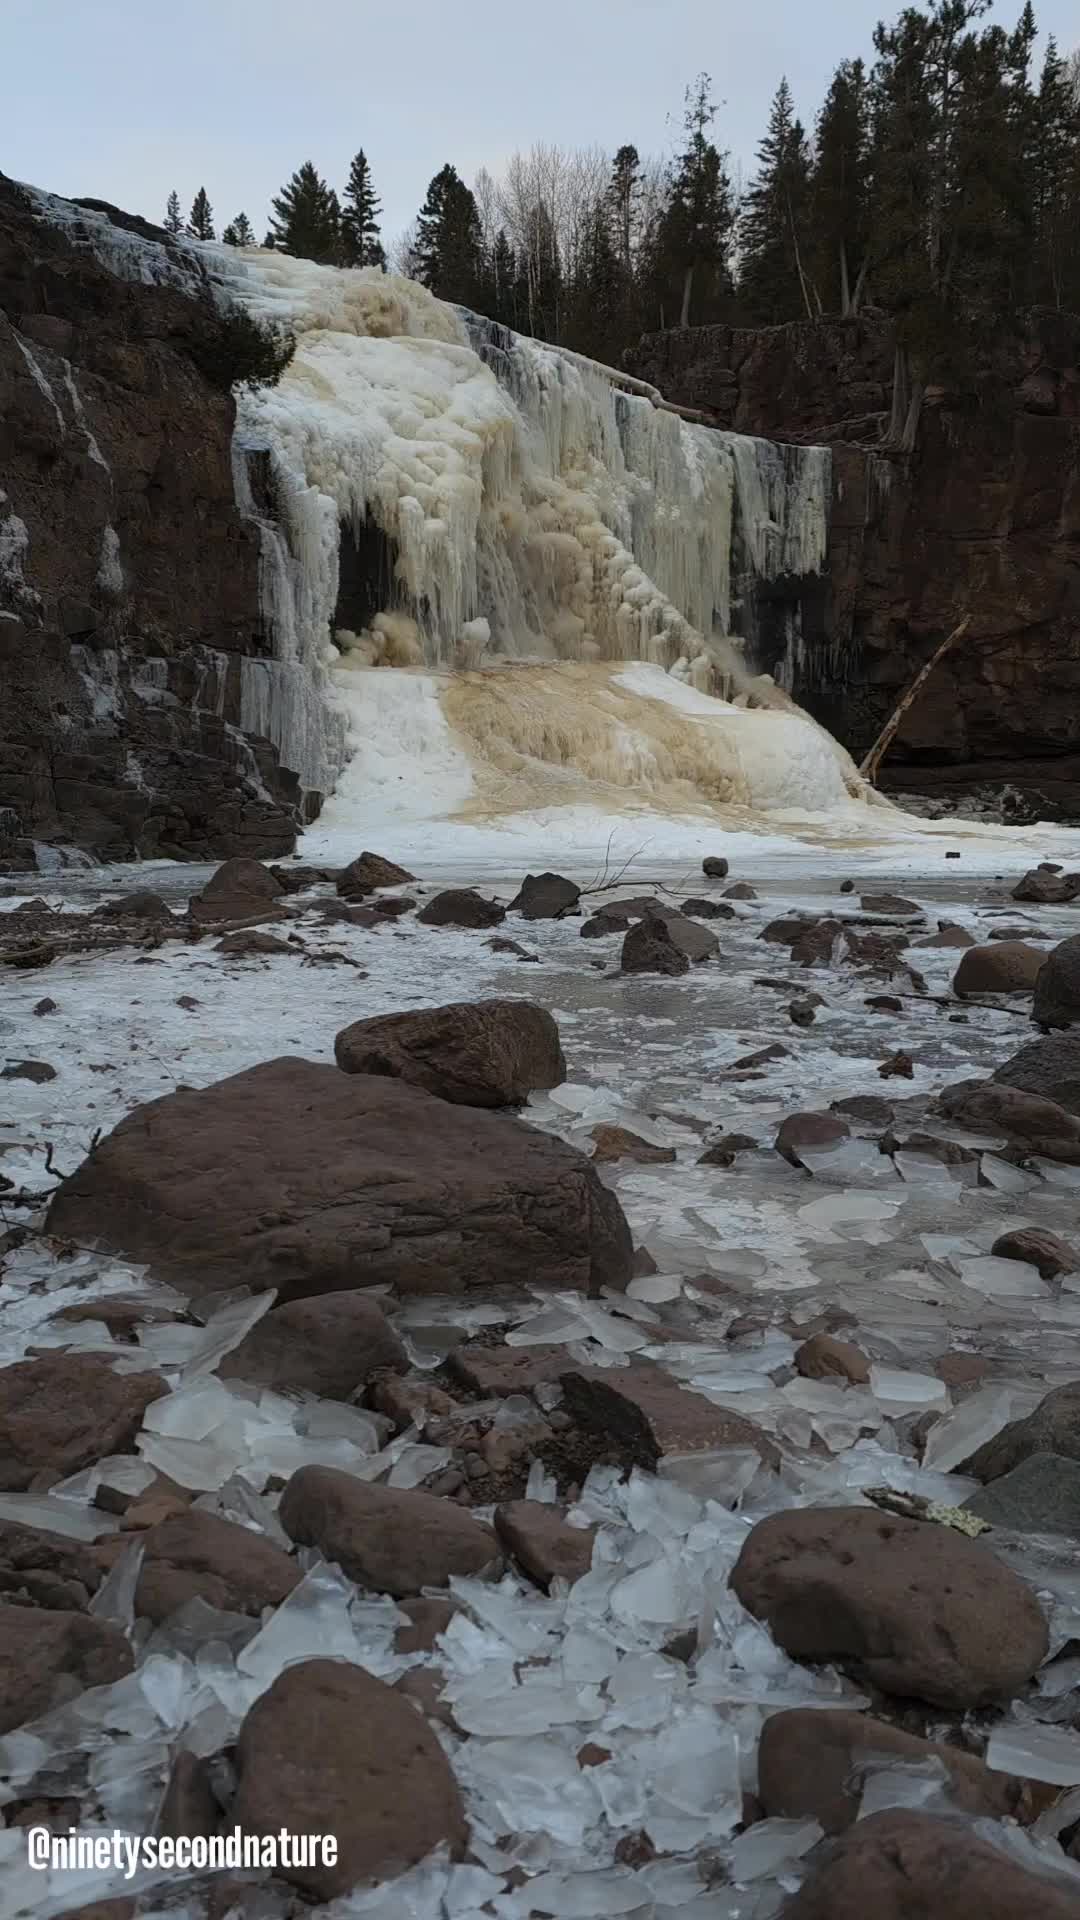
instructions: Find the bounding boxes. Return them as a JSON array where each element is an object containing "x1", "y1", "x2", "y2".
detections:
[{"x1": 6, "y1": 0, "x2": 1076, "y2": 250}]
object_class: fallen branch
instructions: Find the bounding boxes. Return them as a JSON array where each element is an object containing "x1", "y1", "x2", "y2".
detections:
[{"x1": 860, "y1": 617, "x2": 970, "y2": 787}]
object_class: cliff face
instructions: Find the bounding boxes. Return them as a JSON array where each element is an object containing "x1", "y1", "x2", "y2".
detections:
[
  {"x1": 631, "y1": 312, "x2": 1080, "y2": 817},
  {"x1": 0, "y1": 179, "x2": 299, "y2": 868}
]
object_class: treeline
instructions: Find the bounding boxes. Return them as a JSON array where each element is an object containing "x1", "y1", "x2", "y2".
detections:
[{"x1": 166, "y1": 0, "x2": 1080, "y2": 395}]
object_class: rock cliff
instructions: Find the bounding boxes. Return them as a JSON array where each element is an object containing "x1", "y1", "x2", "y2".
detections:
[
  {"x1": 631, "y1": 311, "x2": 1080, "y2": 818},
  {"x1": 0, "y1": 177, "x2": 299, "y2": 868}
]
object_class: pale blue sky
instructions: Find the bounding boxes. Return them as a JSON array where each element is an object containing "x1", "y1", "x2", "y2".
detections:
[{"x1": 5, "y1": 0, "x2": 1076, "y2": 248}]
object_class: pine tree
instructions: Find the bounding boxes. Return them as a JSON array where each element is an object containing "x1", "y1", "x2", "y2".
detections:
[
  {"x1": 188, "y1": 188, "x2": 215, "y2": 242},
  {"x1": 739, "y1": 78, "x2": 814, "y2": 323},
  {"x1": 341, "y1": 149, "x2": 386, "y2": 268},
  {"x1": 608, "y1": 144, "x2": 641, "y2": 275},
  {"x1": 164, "y1": 190, "x2": 183, "y2": 237},
  {"x1": 414, "y1": 165, "x2": 484, "y2": 305},
  {"x1": 268, "y1": 162, "x2": 342, "y2": 265},
  {"x1": 479, "y1": 227, "x2": 520, "y2": 329},
  {"x1": 655, "y1": 76, "x2": 735, "y2": 328},
  {"x1": 809, "y1": 60, "x2": 871, "y2": 315},
  {"x1": 567, "y1": 205, "x2": 628, "y2": 362},
  {"x1": 1029, "y1": 36, "x2": 1080, "y2": 307},
  {"x1": 222, "y1": 212, "x2": 256, "y2": 248}
]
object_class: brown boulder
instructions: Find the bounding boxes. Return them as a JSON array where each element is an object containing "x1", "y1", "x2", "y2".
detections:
[
  {"x1": 962, "y1": 1381, "x2": 1080, "y2": 1482},
  {"x1": 791, "y1": 919, "x2": 843, "y2": 967},
  {"x1": 702, "y1": 856, "x2": 729, "y2": 878},
  {"x1": 938, "y1": 1076, "x2": 1080, "y2": 1150},
  {"x1": 393, "y1": 1596, "x2": 457, "y2": 1653},
  {"x1": 336, "y1": 852, "x2": 415, "y2": 900},
  {"x1": 0, "y1": 1353, "x2": 166, "y2": 1491},
  {"x1": 1034, "y1": 934, "x2": 1080, "y2": 1028},
  {"x1": 158, "y1": 1748, "x2": 218, "y2": 1840},
  {"x1": 219, "y1": 1293, "x2": 407, "y2": 1397},
  {"x1": 994, "y1": 1032, "x2": 1080, "y2": 1117},
  {"x1": 620, "y1": 918, "x2": 690, "y2": 976},
  {"x1": 680, "y1": 897, "x2": 736, "y2": 920},
  {"x1": 590, "y1": 1124, "x2": 676, "y2": 1165},
  {"x1": 0, "y1": 1602, "x2": 133, "y2": 1733},
  {"x1": 992, "y1": 1227, "x2": 1078, "y2": 1278},
  {"x1": 447, "y1": 1343, "x2": 571, "y2": 1396},
  {"x1": 494, "y1": 1500, "x2": 596, "y2": 1589},
  {"x1": 1012, "y1": 867, "x2": 1080, "y2": 904},
  {"x1": 508, "y1": 872, "x2": 581, "y2": 919},
  {"x1": 953, "y1": 942, "x2": 1045, "y2": 996},
  {"x1": 279, "y1": 1465, "x2": 499, "y2": 1596},
  {"x1": 417, "y1": 888, "x2": 505, "y2": 929},
  {"x1": 860, "y1": 894, "x2": 921, "y2": 915},
  {"x1": 560, "y1": 1366, "x2": 779, "y2": 1470},
  {"x1": 581, "y1": 909, "x2": 631, "y2": 939},
  {"x1": 46, "y1": 1059, "x2": 632, "y2": 1302},
  {"x1": 916, "y1": 924, "x2": 977, "y2": 949},
  {"x1": 334, "y1": 998, "x2": 566, "y2": 1107},
  {"x1": 134, "y1": 1510, "x2": 300, "y2": 1623},
  {"x1": 189, "y1": 858, "x2": 286, "y2": 927},
  {"x1": 757, "y1": 1707, "x2": 1021, "y2": 1833},
  {"x1": 775, "y1": 1111, "x2": 850, "y2": 1168},
  {"x1": 730, "y1": 1507, "x2": 1047, "y2": 1707},
  {"x1": 794, "y1": 1334, "x2": 869, "y2": 1385},
  {"x1": 0, "y1": 1519, "x2": 103, "y2": 1611},
  {"x1": 231, "y1": 1658, "x2": 467, "y2": 1898},
  {"x1": 784, "y1": 1811, "x2": 1080, "y2": 1920}
]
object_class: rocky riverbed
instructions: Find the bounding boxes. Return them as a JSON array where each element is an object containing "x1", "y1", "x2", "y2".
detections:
[{"x1": 6, "y1": 839, "x2": 1080, "y2": 1917}]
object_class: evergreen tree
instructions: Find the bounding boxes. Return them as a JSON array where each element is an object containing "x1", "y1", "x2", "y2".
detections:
[
  {"x1": 341, "y1": 149, "x2": 386, "y2": 268},
  {"x1": 608, "y1": 144, "x2": 641, "y2": 275},
  {"x1": 1029, "y1": 35, "x2": 1080, "y2": 307},
  {"x1": 566, "y1": 205, "x2": 628, "y2": 362},
  {"x1": 479, "y1": 227, "x2": 520, "y2": 329},
  {"x1": 655, "y1": 76, "x2": 735, "y2": 327},
  {"x1": 809, "y1": 60, "x2": 871, "y2": 315},
  {"x1": 414, "y1": 164, "x2": 484, "y2": 305},
  {"x1": 222, "y1": 212, "x2": 256, "y2": 248},
  {"x1": 739, "y1": 78, "x2": 814, "y2": 322},
  {"x1": 164, "y1": 190, "x2": 183, "y2": 237},
  {"x1": 268, "y1": 162, "x2": 342, "y2": 265},
  {"x1": 187, "y1": 188, "x2": 215, "y2": 242}
]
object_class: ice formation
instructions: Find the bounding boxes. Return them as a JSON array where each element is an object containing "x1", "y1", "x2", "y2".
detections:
[{"x1": 23, "y1": 182, "x2": 869, "y2": 825}]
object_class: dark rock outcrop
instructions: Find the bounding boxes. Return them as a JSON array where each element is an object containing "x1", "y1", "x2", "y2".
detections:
[
  {"x1": 0, "y1": 177, "x2": 302, "y2": 866},
  {"x1": 46, "y1": 1058, "x2": 633, "y2": 1300}
]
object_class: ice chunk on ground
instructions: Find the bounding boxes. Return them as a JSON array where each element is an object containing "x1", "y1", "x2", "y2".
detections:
[
  {"x1": 987, "y1": 1719, "x2": 1080, "y2": 1786},
  {"x1": 921, "y1": 1387, "x2": 1014, "y2": 1474},
  {"x1": 728, "y1": 1816, "x2": 823, "y2": 1882}
]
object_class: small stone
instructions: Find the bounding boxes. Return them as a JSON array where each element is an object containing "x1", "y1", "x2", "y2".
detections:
[
  {"x1": 965, "y1": 1453, "x2": 1080, "y2": 1537},
  {"x1": 789, "y1": 996, "x2": 818, "y2": 1027},
  {"x1": 794, "y1": 1334, "x2": 870, "y2": 1386},
  {"x1": 508, "y1": 872, "x2": 580, "y2": 919},
  {"x1": 278, "y1": 1466, "x2": 499, "y2": 1596},
  {"x1": 724, "y1": 882, "x2": 757, "y2": 899},
  {"x1": 590, "y1": 1125, "x2": 676, "y2": 1165},
  {"x1": 134, "y1": 1510, "x2": 300, "y2": 1623},
  {"x1": 731, "y1": 1043, "x2": 789, "y2": 1070},
  {"x1": 992, "y1": 1227, "x2": 1078, "y2": 1278},
  {"x1": 371, "y1": 1376, "x2": 457, "y2": 1431},
  {"x1": 32, "y1": 999, "x2": 58, "y2": 1016},
  {"x1": 702, "y1": 856, "x2": 729, "y2": 878},
  {"x1": 1, "y1": 1060, "x2": 57, "y2": 1083},
  {"x1": 393, "y1": 1597, "x2": 457, "y2": 1653},
  {"x1": 680, "y1": 897, "x2": 736, "y2": 920},
  {"x1": 775, "y1": 1111, "x2": 849, "y2": 1168},
  {"x1": 620, "y1": 917, "x2": 690, "y2": 976},
  {"x1": 158, "y1": 1749, "x2": 218, "y2": 1841},
  {"x1": 698, "y1": 1130, "x2": 759, "y2": 1166},
  {"x1": 860, "y1": 894, "x2": 921, "y2": 916},
  {"x1": 447, "y1": 1344, "x2": 570, "y2": 1396},
  {"x1": 417, "y1": 889, "x2": 505, "y2": 929},
  {"x1": 394, "y1": 1664, "x2": 460, "y2": 1733},
  {"x1": 0, "y1": 1519, "x2": 103, "y2": 1612},
  {"x1": 219, "y1": 1294, "x2": 407, "y2": 1398},
  {"x1": 577, "y1": 1741, "x2": 612, "y2": 1768},
  {"x1": 580, "y1": 910, "x2": 630, "y2": 939},
  {"x1": 935, "y1": 1351, "x2": 988, "y2": 1389},
  {"x1": 494, "y1": 1501, "x2": 596, "y2": 1588},
  {"x1": 878, "y1": 1050, "x2": 914, "y2": 1079},
  {"x1": 866, "y1": 995, "x2": 902, "y2": 1013},
  {"x1": 0, "y1": 1603, "x2": 132, "y2": 1734},
  {"x1": 916, "y1": 925, "x2": 976, "y2": 950},
  {"x1": 337, "y1": 852, "x2": 415, "y2": 901},
  {"x1": 561, "y1": 1366, "x2": 779, "y2": 1469}
]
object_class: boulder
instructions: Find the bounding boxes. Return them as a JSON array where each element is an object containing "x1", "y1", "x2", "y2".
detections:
[
  {"x1": 0, "y1": 1353, "x2": 165, "y2": 1491},
  {"x1": 581, "y1": 910, "x2": 630, "y2": 939},
  {"x1": 134, "y1": 1510, "x2": 300, "y2": 1623},
  {"x1": 966, "y1": 1453, "x2": 1080, "y2": 1536},
  {"x1": 1, "y1": 1059, "x2": 56, "y2": 1082},
  {"x1": 860, "y1": 893, "x2": 921, "y2": 915},
  {"x1": 447, "y1": 1343, "x2": 571, "y2": 1396},
  {"x1": 792, "y1": 919, "x2": 843, "y2": 967},
  {"x1": 794, "y1": 1334, "x2": 870, "y2": 1385},
  {"x1": 1033, "y1": 933, "x2": 1080, "y2": 1027},
  {"x1": 231, "y1": 1658, "x2": 468, "y2": 1898},
  {"x1": 417, "y1": 889, "x2": 505, "y2": 929},
  {"x1": 334, "y1": 999, "x2": 566, "y2": 1107},
  {"x1": 938, "y1": 1076, "x2": 1080, "y2": 1153},
  {"x1": 994, "y1": 1032, "x2": 1080, "y2": 1117},
  {"x1": 0, "y1": 1518, "x2": 103, "y2": 1611},
  {"x1": 158, "y1": 1749, "x2": 218, "y2": 1841},
  {"x1": 953, "y1": 942, "x2": 1045, "y2": 996},
  {"x1": 620, "y1": 918, "x2": 690, "y2": 976},
  {"x1": 757, "y1": 1707, "x2": 1020, "y2": 1833},
  {"x1": 508, "y1": 872, "x2": 581, "y2": 919},
  {"x1": 219, "y1": 1294, "x2": 406, "y2": 1397},
  {"x1": 590, "y1": 1124, "x2": 676, "y2": 1165},
  {"x1": 702, "y1": 856, "x2": 729, "y2": 878},
  {"x1": 394, "y1": 1596, "x2": 457, "y2": 1653},
  {"x1": 724, "y1": 882, "x2": 757, "y2": 900},
  {"x1": 962, "y1": 1381, "x2": 1080, "y2": 1482},
  {"x1": 1012, "y1": 867, "x2": 1080, "y2": 903},
  {"x1": 731, "y1": 1507, "x2": 1047, "y2": 1707},
  {"x1": 916, "y1": 925, "x2": 977, "y2": 949},
  {"x1": 46, "y1": 1060, "x2": 632, "y2": 1302},
  {"x1": 655, "y1": 911, "x2": 720, "y2": 963},
  {"x1": 216, "y1": 930, "x2": 294, "y2": 957},
  {"x1": 92, "y1": 890, "x2": 173, "y2": 921},
  {"x1": 991, "y1": 1226, "x2": 1078, "y2": 1277},
  {"x1": 189, "y1": 858, "x2": 286, "y2": 926},
  {"x1": 494, "y1": 1501, "x2": 596, "y2": 1589},
  {"x1": 336, "y1": 852, "x2": 415, "y2": 900},
  {"x1": 783, "y1": 1811, "x2": 1080, "y2": 1920},
  {"x1": 0, "y1": 1603, "x2": 133, "y2": 1734},
  {"x1": 279, "y1": 1466, "x2": 499, "y2": 1595},
  {"x1": 560, "y1": 1366, "x2": 779, "y2": 1470},
  {"x1": 775, "y1": 1111, "x2": 850, "y2": 1168},
  {"x1": 680, "y1": 897, "x2": 736, "y2": 920}
]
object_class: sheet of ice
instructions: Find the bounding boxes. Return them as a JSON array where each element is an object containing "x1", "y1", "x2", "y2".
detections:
[
  {"x1": 987, "y1": 1720, "x2": 1080, "y2": 1786},
  {"x1": 921, "y1": 1388, "x2": 1015, "y2": 1474}
]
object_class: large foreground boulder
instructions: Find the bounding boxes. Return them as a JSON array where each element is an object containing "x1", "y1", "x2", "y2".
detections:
[
  {"x1": 47, "y1": 1060, "x2": 633, "y2": 1301},
  {"x1": 1034, "y1": 933, "x2": 1080, "y2": 1027},
  {"x1": 953, "y1": 941, "x2": 1045, "y2": 997},
  {"x1": 0, "y1": 1353, "x2": 166, "y2": 1491},
  {"x1": 334, "y1": 999, "x2": 566, "y2": 1107},
  {"x1": 995, "y1": 1032, "x2": 1080, "y2": 1116},
  {"x1": 189, "y1": 858, "x2": 287, "y2": 927},
  {"x1": 730, "y1": 1507, "x2": 1047, "y2": 1707},
  {"x1": 938, "y1": 1076, "x2": 1080, "y2": 1151},
  {"x1": 784, "y1": 1811, "x2": 1080, "y2": 1920},
  {"x1": 231, "y1": 1658, "x2": 468, "y2": 1899}
]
